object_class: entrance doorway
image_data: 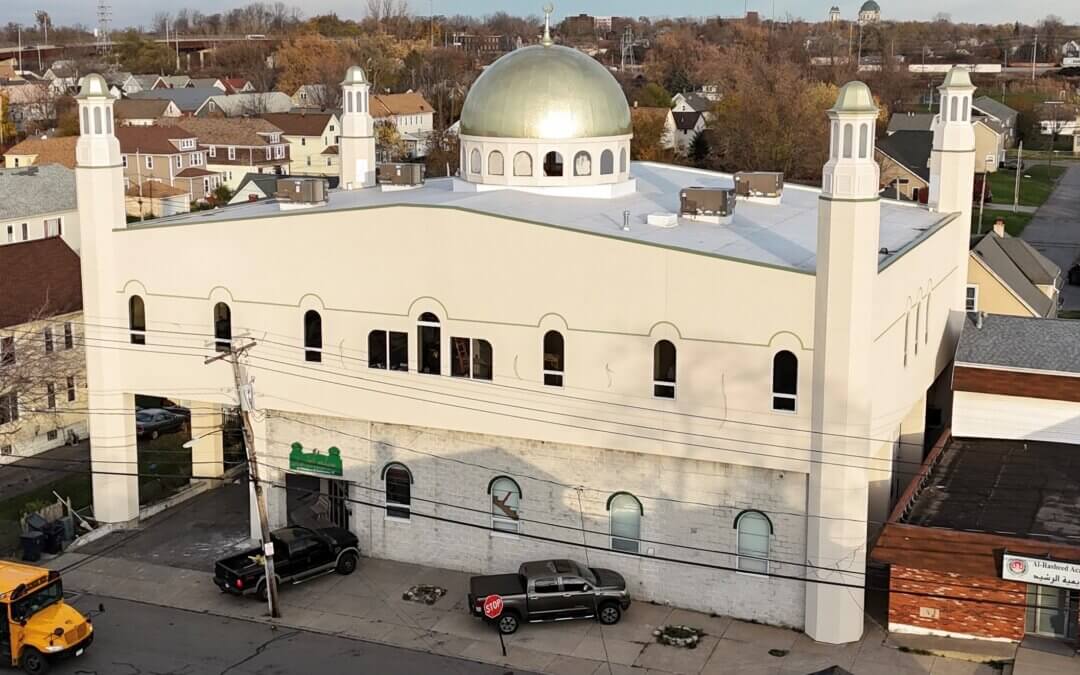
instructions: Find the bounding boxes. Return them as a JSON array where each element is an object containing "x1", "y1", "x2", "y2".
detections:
[
  {"x1": 285, "y1": 473, "x2": 351, "y2": 531},
  {"x1": 1026, "y1": 585, "x2": 1079, "y2": 640}
]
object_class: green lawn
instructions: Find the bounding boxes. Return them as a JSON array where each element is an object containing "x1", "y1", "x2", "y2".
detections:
[
  {"x1": 972, "y1": 209, "x2": 1033, "y2": 236},
  {"x1": 985, "y1": 164, "x2": 1066, "y2": 208}
]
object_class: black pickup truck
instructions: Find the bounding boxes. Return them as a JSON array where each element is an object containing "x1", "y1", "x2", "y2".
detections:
[
  {"x1": 213, "y1": 526, "x2": 360, "y2": 600},
  {"x1": 468, "y1": 559, "x2": 631, "y2": 634}
]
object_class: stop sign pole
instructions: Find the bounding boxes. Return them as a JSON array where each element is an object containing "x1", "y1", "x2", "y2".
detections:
[{"x1": 482, "y1": 594, "x2": 506, "y2": 656}]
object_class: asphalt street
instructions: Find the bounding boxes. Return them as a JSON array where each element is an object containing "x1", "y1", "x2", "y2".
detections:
[
  {"x1": 51, "y1": 593, "x2": 529, "y2": 675},
  {"x1": 1020, "y1": 163, "x2": 1080, "y2": 312}
]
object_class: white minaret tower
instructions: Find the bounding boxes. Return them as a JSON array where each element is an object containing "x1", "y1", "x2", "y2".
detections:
[
  {"x1": 928, "y1": 66, "x2": 976, "y2": 320},
  {"x1": 76, "y1": 74, "x2": 141, "y2": 524},
  {"x1": 806, "y1": 81, "x2": 880, "y2": 645},
  {"x1": 340, "y1": 65, "x2": 376, "y2": 190}
]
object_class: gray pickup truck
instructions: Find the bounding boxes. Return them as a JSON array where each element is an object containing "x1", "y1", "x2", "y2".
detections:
[{"x1": 468, "y1": 559, "x2": 631, "y2": 634}]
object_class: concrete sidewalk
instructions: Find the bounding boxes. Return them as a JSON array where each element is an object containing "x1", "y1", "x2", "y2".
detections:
[{"x1": 48, "y1": 548, "x2": 1007, "y2": 675}]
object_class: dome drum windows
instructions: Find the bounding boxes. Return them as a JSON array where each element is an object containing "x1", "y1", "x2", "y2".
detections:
[
  {"x1": 600, "y1": 149, "x2": 614, "y2": 175},
  {"x1": 469, "y1": 148, "x2": 482, "y2": 174},
  {"x1": 608, "y1": 492, "x2": 642, "y2": 554},
  {"x1": 573, "y1": 151, "x2": 592, "y2": 176},
  {"x1": 489, "y1": 476, "x2": 521, "y2": 533},
  {"x1": 513, "y1": 151, "x2": 533, "y2": 177},
  {"x1": 543, "y1": 151, "x2": 564, "y2": 177},
  {"x1": 653, "y1": 340, "x2": 676, "y2": 399},
  {"x1": 488, "y1": 150, "x2": 504, "y2": 176},
  {"x1": 450, "y1": 337, "x2": 493, "y2": 381}
]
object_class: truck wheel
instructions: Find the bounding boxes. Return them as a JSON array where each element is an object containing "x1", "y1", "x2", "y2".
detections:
[
  {"x1": 598, "y1": 603, "x2": 622, "y2": 625},
  {"x1": 497, "y1": 612, "x2": 520, "y2": 635},
  {"x1": 20, "y1": 648, "x2": 50, "y2": 675},
  {"x1": 335, "y1": 551, "x2": 359, "y2": 575}
]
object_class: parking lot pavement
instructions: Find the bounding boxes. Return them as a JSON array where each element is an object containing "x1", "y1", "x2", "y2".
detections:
[
  {"x1": 1021, "y1": 164, "x2": 1080, "y2": 312},
  {"x1": 45, "y1": 486, "x2": 1017, "y2": 675}
]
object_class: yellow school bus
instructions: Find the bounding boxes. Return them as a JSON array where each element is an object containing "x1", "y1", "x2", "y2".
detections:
[{"x1": 0, "y1": 561, "x2": 93, "y2": 674}]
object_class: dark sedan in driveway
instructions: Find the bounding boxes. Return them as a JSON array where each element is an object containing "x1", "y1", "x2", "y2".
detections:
[{"x1": 135, "y1": 408, "x2": 186, "y2": 440}]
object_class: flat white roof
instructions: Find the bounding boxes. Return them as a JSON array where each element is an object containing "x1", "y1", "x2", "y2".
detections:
[{"x1": 134, "y1": 162, "x2": 952, "y2": 273}]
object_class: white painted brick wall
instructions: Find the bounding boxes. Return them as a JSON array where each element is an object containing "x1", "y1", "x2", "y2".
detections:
[{"x1": 266, "y1": 412, "x2": 809, "y2": 629}]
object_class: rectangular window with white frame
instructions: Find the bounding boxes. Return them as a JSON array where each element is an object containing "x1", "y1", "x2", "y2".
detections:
[
  {"x1": 227, "y1": 146, "x2": 236, "y2": 160},
  {"x1": 146, "y1": 155, "x2": 154, "y2": 170},
  {"x1": 175, "y1": 155, "x2": 182, "y2": 169},
  {"x1": 965, "y1": 285, "x2": 978, "y2": 312}
]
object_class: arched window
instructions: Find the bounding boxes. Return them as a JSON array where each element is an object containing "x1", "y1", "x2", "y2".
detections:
[
  {"x1": 831, "y1": 121, "x2": 839, "y2": 158},
  {"x1": 842, "y1": 123, "x2": 853, "y2": 158},
  {"x1": 600, "y1": 149, "x2": 614, "y2": 175},
  {"x1": 213, "y1": 302, "x2": 232, "y2": 353},
  {"x1": 940, "y1": 96, "x2": 948, "y2": 122},
  {"x1": 543, "y1": 330, "x2": 564, "y2": 387},
  {"x1": 961, "y1": 96, "x2": 969, "y2": 121},
  {"x1": 128, "y1": 296, "x2": 146, "y2": 345},
  {"x1": 106, "y1": 111, "x2": 112, "y2": 134},
  {"x1": 619, "y1": 147, "x2": 627, "y2": 173},
  {"x1": 608, "y1": 492, "x2": 642, "y2": 553},
  {"x1": 488, "y1": 150, "x2": 504, "y2": 176},
  {"x1": 543, "y1": 151, "x2": 563, "y2": 177},
  {"x1": 513, "y1": 151, "x2": 532, "y2": 177},
  {"x1": 915, "y1": 303, "x2": 921, "y2": 356},
  {"x1": 771, "y1": 350, "x2": 797, "y2": 412},
  {"x1": 573, "y1": 151, "x2": 592, "y2": 176},
  {"x1": 469, "y1": 148, "x2": 481, "y2": 174},
  {"x1": 93, "y1": 106, "x2": 102, "y2": 134},
  {"x1": 418, "y1": 312, "x2": 441, "y2": 375},
  {"x1": 81, "y1": 108, "x2": 89, "y2": 135},
  {"x1": 382, "y1": 462, "x2": 412, "y2": 520},
  {"x1": 735, "y1": 510, "x2": 771, "y2": 574},
  {"x1": 858, "y1": 123, "x2": 869, "y2": 159},
  {"x1": 304, "y1": 310, "x2": 322, "y2": 362},
  {"x1": 346, "y1": 92, "x2": 353, "y2": 113},
  {"x1": 950, "y1": 97, "x2": 958, "y2": 122},
  {"x1": 653, "y1": 340, "x2": 676, "y2": 399},
  {"x1": 489, "y1": 476, "x2": 521, "y2": 533}
]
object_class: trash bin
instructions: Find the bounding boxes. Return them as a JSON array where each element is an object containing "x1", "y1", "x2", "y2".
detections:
[
  {"x1": 41, "y1": 522, "x2": 65, "y2": 555},
  {"x1": 20, "y1": 531, "x2": 44, "y2": 562}
]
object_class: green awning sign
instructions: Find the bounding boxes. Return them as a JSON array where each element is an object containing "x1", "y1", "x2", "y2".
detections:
[{"x1": 289, "y1": 442, "x2": 343, "y2": 477}]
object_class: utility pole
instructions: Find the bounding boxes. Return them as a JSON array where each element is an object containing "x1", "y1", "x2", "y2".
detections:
[
  {"x1": 1032, "y1": 34, "x2": 1037, "y2": 82},
  {"x1": 1013, "y1": 140, "x2": 1023, "y2": 213},
  {"x1": 206, "y1": 339, "x2": 280, "y2": 618}
]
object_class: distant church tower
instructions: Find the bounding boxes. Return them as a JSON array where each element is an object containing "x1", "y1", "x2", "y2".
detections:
[
  {"x1": 828, "y1": 6, "x2": 841, "y2": 22},
  {"x1": 806, "y1": 81, "x2": 880, "y2": 645},
  {"x1": 340, "y1": 65, "x2": 376, "y2": 190},
  {"x1": 928, "y1": 67, "x2": 976, "y2": 316},
  {"x1": 76, "y1": 74, "x2": 141, "y2": 524}
]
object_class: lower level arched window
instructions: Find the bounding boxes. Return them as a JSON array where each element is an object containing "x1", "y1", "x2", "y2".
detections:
[
  {"x1": 383, "y1": 462, "x2": 413, "y2": 520},
  {"x1": 543, "y1": 330, "x2": 564, "y2": 387},
  {"x1": 735, "y1": 510, "x2": 771, "y2": 575},
  {"x1": 304, "y1": 310, "x2": 322, "y2": 362},
  {"x1": 129, "y1": 295, "x2": 146, "y2": 345},
  {"x1": 489, "y1": 476, "x2": 521, "y2": 533},
  {"x1": 213, "y1": 302, "x2": 232, "y2": 353},
  {"x1": 608, "y1": 492, "x2": 642, "y2": 553},
  {"x1": 653, "y1": 340, "x2": 676, "y2": 399},
  {"x1": 771, "y1": 350, "x2": 797, "y2": 412}
]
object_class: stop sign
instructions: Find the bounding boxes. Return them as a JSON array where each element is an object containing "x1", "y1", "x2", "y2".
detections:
[{"x1": 482, "y1": 594, "x2": 504, "y2": 619}]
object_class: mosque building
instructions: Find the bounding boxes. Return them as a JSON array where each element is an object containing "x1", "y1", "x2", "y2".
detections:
[{"x1": 75, "y1": 18, "x2": 977, "y2": 642}]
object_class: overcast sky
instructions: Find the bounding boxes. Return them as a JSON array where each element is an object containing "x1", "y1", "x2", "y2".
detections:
[{"x1": 7, "y1": 1, "x2": 1077, "y2": 31}]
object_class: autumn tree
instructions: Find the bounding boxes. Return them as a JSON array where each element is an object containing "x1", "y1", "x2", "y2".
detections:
[
  {"x1": 630, "y1": 108, "x2": 673, "y2": 162},
  {"x1": 275, "y1": 33, "x2": 350, "y2": 105},
  {"x1": 424, "y1": 124, "x2": 460, "y2": 177},
  {"x1": 375, "y1": 123, "x2": 408, "y2": 162}
]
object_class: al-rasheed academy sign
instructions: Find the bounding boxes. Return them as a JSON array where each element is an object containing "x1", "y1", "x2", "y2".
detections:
[
  {"x1": 1002, "y1": 553, "x2": 1080, "y2": 590},
  {"x1": 288, "y1": 441, "x2": 343, "y2": 477}
]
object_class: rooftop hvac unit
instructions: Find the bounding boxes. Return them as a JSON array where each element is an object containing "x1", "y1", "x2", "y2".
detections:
[
  {"x1": 733, "y1": 171, "x2": 783, "y2": 203},
  {"x1": 275, "y1": 177, "x2": 328, "y2": 209},
  {"x1": 378, "y1": 162, "x2": 426, "y2": 190},
  {"x1": 679, "y1": 187, "x2": 736, "y2": 224}
]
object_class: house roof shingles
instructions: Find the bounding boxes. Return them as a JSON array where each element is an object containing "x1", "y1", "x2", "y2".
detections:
[
  {"x1": 4, "y1": 136, "x2": 78, "y2": 169},
  {"x1": 115, "y1": 125, "x2": 194, "y2": 155},
  {"x1": 371, "y1": 93, "x2": 434, "y2": 118},
  {"x1": 875, "y1": 130, "x2": 932, "y2": 182},
  {"x1": 672, "y1": 111, "x2": 702, "y2": 131},
  {"x1": 0, "y1": 165, "x2": 77, "y2": 220},
  {"x1": 160, "y1": 117, "x2": 282, "y2": 146},
  {"x1": 970, "y1": 231, "x2": 1059, "y2": 316},
  {"x1": 114, "y1": 98, "x2": 174, "y2": 120},
  {"x1": 0, "y1": 237, "x2": 82, "y2": 329},
  {"x1": 886, "y1": 112, "x2": 934, "y2": 133},
  {"x1": 128, "y1": 87, "x2": 222, "y2": 112},
  {"x1": 972, "y1": 96, "x2": 1019, "y2": 124},
  {"x1": 955, "y1": 313, "x2": 1080, "y2": 374},
  {"x1": 260, "y1": 112, "x2": 334, "y2": 137},
  {"x1": 126, "y1": 180, "x2": 189, "y2": 198}
]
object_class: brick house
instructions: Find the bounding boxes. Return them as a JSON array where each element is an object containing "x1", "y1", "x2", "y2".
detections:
[
  {"x1": 116, "y1": 126, "x2": 222, "y2": 202},
  {"x1": 162, "y1": 118, "x2": 290, "y2": 189}
]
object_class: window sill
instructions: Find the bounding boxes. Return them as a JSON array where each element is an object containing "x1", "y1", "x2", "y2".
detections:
[
  {"x1": 735, "y1": 569, "x2": 770, "y2": 579},
  {"x1": 490, "y1": 530, "x2": 519, "y2": 540},
  {"x1": 384, "y1": 515, "x2": 411, "y2": 524}
]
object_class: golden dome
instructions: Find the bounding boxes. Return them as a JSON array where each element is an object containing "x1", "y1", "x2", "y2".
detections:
[{"x1": 459, "y1": 44, "x2": 632, "y2": 140}]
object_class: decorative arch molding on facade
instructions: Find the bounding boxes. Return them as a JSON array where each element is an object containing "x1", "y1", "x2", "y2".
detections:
[
  {"x1": 486, "y1": 475, "x2": 523, "y2": 498},
  {"x1": 120, "y1": 279, "x2": 149, "y2": 297},
  {"x1": 732, "y1": 508, "x2": 774, "y2": 533},
  {"x1": 646, "y1": 320, "x2": 683, "y2": 342},
  {"x1": 406, "y1": 296, "x2": 450, "y2": 323},
  {"x1": 297, "y1": 293, "x2": 327, "y2": 313},
  {"x1": 379, "y1": 461, "x2": 414, "y2": 483},
  {"x1": 535, "y1": 312, "x2": 570, "y2": 333},
  {"x1": 766, "y1": 330, "x2": 808, "y2": 352},
  {"x1": 605, "y1": 491, "x2": 644, "y2": 515},
  {"x1": 206, "y1": 286, "x2": 235, "y2": 305}
]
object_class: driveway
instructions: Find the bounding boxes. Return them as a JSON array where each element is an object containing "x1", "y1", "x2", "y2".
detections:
[{"x1": 1021, "y1": 164, "x2": 1080, "y2": 312}]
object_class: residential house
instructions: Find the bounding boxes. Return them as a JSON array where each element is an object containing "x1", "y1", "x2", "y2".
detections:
[
  {"x1": 671, "y1": 111, "x2": 705, "y2": 155},
  {"x1": 227, "y1": 173, "x2": 280, "y2": 203},
  {"x1": 42, "y1": 61, "x2": 79, "y2": 95},
  {"x1": 160, "y1": 75, "x2": 192, "y2": 89},
  {"x1": 0, "y1": 58, "x2": 19, "y2": 80},
  {"x1": 128, "y1": 88, "x2": 223, "y2": 115},
  {"x1": 887, "y1": 111, "x2": 1002, "y2": 171},
  {"x1": 292, "y1": 84, "x2": 331, "y2": 108},
  {"x1": 371, "y1": 93, "x2": 435, "y2": 157},
  {"x1": 116, "y1": 125, "x2": 222, "y2": 202},
  {"x1": 0, "y1": 165, "x2": 80, "y2": 252},
  {"x1": 875, "y1": 130, "x2": 931, "y2": 201},
  {"x1": 630, "y1": 104, "x2": 676, "y2": 151},
  {"x1": 222, "y1": 78, "x2": 256, "y2": 94},
  {"x1": 189, "y1": 77, "x2": 227, "y2": 91},
  {"x1": 966, "y1": 219, "x2": 1061, "y2": 318},
  {"x1": 886, "y1": 112, "x2": 935, "y2": 134},
  {"x1": 127, "y1": 74, "x2": 168, "y2": 94},
  {"x1": 0, "y1": 81, "x2": 57, "y2": 132},
  {"x1": 103, "y1": 70, "x2": 134, "y2": 97},
  {"x1": 1064, "y1": 40, "x2": 1080, "y2": 66},
  {"x1": 671, "y1": 89, "x2": 719, "y2": 122},
  {"x1": 0, "y1": 237, "x2": 87, "y2": 461},
  {"x1": 126, "y1": 180, "x2": 191, "y2": 218},
  {"x1": 972, "y1": 96, "x2": 1019, "y2": 147},
  {"x1": 114, "y1": 98, "x2": 182, "y2": 126},
  {"x1": 161, "y1": 117, "x2": 289, "y2": 189},
  {"x1": 3, "y1": 136, "x2": 77, "y2": 169},
  {"x1": 260, "y1": 112, "x2": 340, "y2": 176},
  {"x1": 194, "y1": 92, "x2": 294, "y2": 118}
]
